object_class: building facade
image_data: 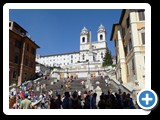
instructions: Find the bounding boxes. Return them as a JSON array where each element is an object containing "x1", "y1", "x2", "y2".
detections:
[
  {"x1": 110, "y1": 9, "x2": 145, "y2": 90},
  {"x1": 35, "y1": 62, "x2": 50, "y2": 74},
  {"x1": 9, "y1": 21, "x2": 40, "y2": 86},
  {"x1": 36, "y1": 24, "x2": 107, "y2": 69}
]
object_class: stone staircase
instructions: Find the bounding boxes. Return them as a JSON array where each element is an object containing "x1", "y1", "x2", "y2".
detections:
[
  {"x1": 70, "y1": 79, "x2": 86, "y2": 92},
  {"x1": 91, "y1": 77, "x2": 119, "y2": 94},
  {"x1": 28, "y1": 75, "x2": 120, "y2": 98}
]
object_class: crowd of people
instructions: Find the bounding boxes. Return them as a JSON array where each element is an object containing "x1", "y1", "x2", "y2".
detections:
[
  {"x1": 9, "y1": 74, "x2": 139, "y2": 109},
  {"x1": 9, "y1": 87, "x2": 139, "y2": 109}
]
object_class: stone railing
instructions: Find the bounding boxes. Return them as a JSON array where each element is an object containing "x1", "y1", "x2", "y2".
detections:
[{"x1": 57, "y1": 66, "x2": 114, "y2": 73}]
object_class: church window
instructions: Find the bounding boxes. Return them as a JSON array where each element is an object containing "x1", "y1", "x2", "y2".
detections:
[
  {"x1": 101, "y1": 52, "x2": 103, "y2": 59},
  {"x1": 93, "y1": 56, "x2": 96, "y2": 61},
  {"x1": 100, "y1": 35, "x2": 103, "y2": 40},
  {"x1": 82, "y1": 54, "x2": 85, "y2": 60},
  {"x1": 82, "y1": 37, "x2": 85, "y2": 42}
]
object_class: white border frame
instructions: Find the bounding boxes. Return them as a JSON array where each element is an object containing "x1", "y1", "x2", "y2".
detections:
[{"x1": 3, "y1": 3, "x2": 151, "y2": 115}]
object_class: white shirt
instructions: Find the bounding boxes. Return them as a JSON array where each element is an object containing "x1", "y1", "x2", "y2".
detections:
[
  {"x1": 105, "y1": 79, "x2": 108, "y2": 84},
  {"x1": 78, "y1": 91, "x2": 81, "y2": 96}
]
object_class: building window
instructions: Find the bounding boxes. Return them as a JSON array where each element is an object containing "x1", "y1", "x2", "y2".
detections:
[
  {"x1": 25, "y1": 58, "x2": 28, "y2": 66},
  {"x1": 127, "y1": 65, "x2": 129, "y2": 75},
  {"x1": 82, "y1": 37, "x2": 85, "y2": 42},
  {"x1": 138, "y1": 10, "x2": 145, "y2": 21},
  {"x1": 71, "y1": 60, "x2": 73, "y2": 63},
  {"x1": 126, "y1": 17, "x2": 130, "y2": 28},
  {"x1": 101, "y1": 52, "x2": 103, "y2": 59},
  {"x1": 141, "y1": 32, "x2": 145, "y2": 44},
  {"x1": 93, "y1": 55, "x2": 96, "y2": 61},
  {"x1": 26, "y1": 43, "x2": 29, "y2": 51},
  {"x1": 15, "y1": 40, "x2": 21, "y2": 49},
  {"x1": 24, "y1": 73, "x2": 27, "y2": 81},
  {"x1": 14, "y1": 54, "x2": 19, "y2": 64},
  {"x1": 132, "y1": 58, "x2": 135, "y2": 75},
  {"x1": 128, "y1": 39, "x2": 132, "y2": 51},
  {"x1": 82, "y1": 54, "x2": 85, "y2": 60},
  {"x1": 71, "y1": 55, "x2": 73, "y2": 58},
  {"x1": 122, "y1": 27, "x2": 125, "y2": 38},
  {"x1": 124, "y1": 46, "x2": 128, "y2": 56},
  {"x1": 13, "y1": 71, "x2": 17, "y2": 79},
  {"x1": 30, "y1": 61, "x2": 33, "y2": 68},
  {"x1": 100, "y1": 35, "x2": 103, "y2": 40},
  {"x1": 31, "y1": 47, "x2": 35, "y2": 55},
  {"x1": 30, "y1": 58, "x2": 34, "y2": 68},
  {"x1": 9, "y1": 22, "x2": 11, "y2": 27}
]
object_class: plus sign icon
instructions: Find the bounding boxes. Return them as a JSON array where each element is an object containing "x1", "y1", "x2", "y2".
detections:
[{"x1": 137, "y1": 89, "x2": 158, "y2": 110}]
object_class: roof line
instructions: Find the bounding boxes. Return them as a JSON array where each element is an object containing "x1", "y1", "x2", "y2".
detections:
[
  {"x1": 40, "y1": 51, "x2": 80, "y2": 57},
  {"x1": 110, "y1": 23, "x2": 119, "y2": 41},
  {"x1": 10, "y1": 21, "x2": 28, "y2": 33},
  {"x1": 10, "y1": 30, "x2": 40, "y2": 48},
  {"x1": 119, "y1": 9, "x2": 126, "y2": 25},
  {"x1": 110, "y1": 9, "x2": 126, "y2": 41}
]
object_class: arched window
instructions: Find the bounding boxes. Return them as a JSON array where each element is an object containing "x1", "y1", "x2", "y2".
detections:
[
  {"x1": 82, "y1": 37, "x2": 85, "y2": 42},
  {"x1": 101, "y1": 52, "x2": 103, "y2": 59},
  {"x1": 82, "y1": 54, "x2": 85, "y2": 60},
  {"x1": 100, "y1": 35, "x2": 103, "y2": 40}
]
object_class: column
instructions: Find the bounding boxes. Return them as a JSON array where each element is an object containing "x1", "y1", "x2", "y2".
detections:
[
  {"x1": 130, "y1": 11, "x2": 145, "y2": 88},
  {"x1": 117, "y1": 30, "x2": 127, "y2": 83},
  {"x1": 18, "y1": 40, "x2": 26, "y2": 86}
]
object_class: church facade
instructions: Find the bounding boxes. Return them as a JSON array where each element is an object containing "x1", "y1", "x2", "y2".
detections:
[{"x1": 36, "y1": 24, "x2": 107, "y2": 68}]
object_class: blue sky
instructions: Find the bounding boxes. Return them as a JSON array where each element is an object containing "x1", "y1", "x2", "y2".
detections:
[{"x1": 9, "y1": 9, "x2": 122, "y2": 56}]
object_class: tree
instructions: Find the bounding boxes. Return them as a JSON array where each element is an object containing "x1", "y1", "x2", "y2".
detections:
[{"x1": 102, "y1": 47, "x2": 113, "y2": 67}]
